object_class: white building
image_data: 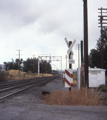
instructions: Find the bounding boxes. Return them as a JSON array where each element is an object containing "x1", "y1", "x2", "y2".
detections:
[{"x1": 89, "y1": 67, "x2": 106, "y2": 87}]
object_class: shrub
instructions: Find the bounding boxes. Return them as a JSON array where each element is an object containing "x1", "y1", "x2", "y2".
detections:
[
  {"x1": 0, "y1": 70, "x2": 8, "y2": 82},
  {"x1": 42, "y1": 88, "x2": 101, "y2": 106},
  {"x1": 97, "y1": 84, "x2": 107, "y2": 92}
]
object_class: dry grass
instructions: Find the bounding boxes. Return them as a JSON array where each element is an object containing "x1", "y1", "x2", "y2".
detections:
[
  {"x1": 73, "y1": 79, "x2": 77, "y2": 85},
  {"x1": 40, "y1": 73, "x2": 53, "y2": 77},
  {"x1": 73, "y1": 73, "x2": 77, "y2": 80},
  {"x1": 0, "y1": 71, "x2": 8, "y2": 82},
  {"x1": 42, "y1": 88, "x2": 105, "y2": 106},
  {"x1": 73, "y1": 73, "x2": 77, "y2": 85},
  {"x1": 7, "y1": 69, "x2": 53, "y2": 80}
]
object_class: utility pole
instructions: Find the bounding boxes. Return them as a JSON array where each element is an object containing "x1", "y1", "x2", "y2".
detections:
[
  {"x1": 33, "y1": 55, "x2": 35, "y2": 73},
  {"x1": 98, "y1": 7, "x2": 107, "y2": 68},
  {"x1": 46, "y1": 57, "x2": 47, "y2": 74},
  {"x1": 42, "y1": 60, "x2": 43, "y2": 76},
  {"x1": 81, "y1": 40, "x2": 84, "y2": 88},
  {"x1": 83, "y1": 0, "x2": 89, "y2": 87},
  {"x1": 78, "y1": 44, "x2": 80, "y2": 68},
  {"x1": 81, "y1": 41, "x2": 84, "y2": 63},
  {"x1": 16, "y1": 50, "x2": 22, "y2": 74}
]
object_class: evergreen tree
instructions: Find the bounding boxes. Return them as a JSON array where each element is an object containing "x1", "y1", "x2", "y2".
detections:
[{"x1": 89, "y1": 27, "x2": 107, "y2": 74}]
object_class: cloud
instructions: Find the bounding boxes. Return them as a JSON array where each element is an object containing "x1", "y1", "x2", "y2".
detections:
[
  {"x1": 0, "y1": 0, "x2": 44, "y2": 32},
  {"x1": 0, "y1": 0, "x2": 107, "y2": 70}
]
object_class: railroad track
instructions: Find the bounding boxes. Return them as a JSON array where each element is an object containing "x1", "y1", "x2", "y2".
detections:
[{"x1": 0, "y1": 76, "x2": 58, "y2": 102}]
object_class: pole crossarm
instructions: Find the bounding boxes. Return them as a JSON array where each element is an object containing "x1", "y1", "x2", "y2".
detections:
[
  {"x1": 98, "y1": 7, "x2": 107, "y2": 28},
  {"x1": 98, "y1": 7, "x2": 107, "y2": 68},
  {"x1": 98, "y1": 8, "x2": 107, "y2": 10}
]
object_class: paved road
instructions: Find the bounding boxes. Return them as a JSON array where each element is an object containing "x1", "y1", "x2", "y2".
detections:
[
  {"x1": 0, "y1": 102, "x2": 107, "y2": 120},
  {"x1": 0, "y1": 78, "x2": 107, "y2": 120}
]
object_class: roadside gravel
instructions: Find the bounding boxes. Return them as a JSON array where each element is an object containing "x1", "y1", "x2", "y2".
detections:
[{"x1": 0, "y1": 78, "x2": 107, "y2": 120}]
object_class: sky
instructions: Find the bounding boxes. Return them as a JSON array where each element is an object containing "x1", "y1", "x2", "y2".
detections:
[{"x1": 0, "y1": 0, "x2": 107, "y2": 71}]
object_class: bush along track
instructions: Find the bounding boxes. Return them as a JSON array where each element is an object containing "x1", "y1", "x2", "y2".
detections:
[{"x1": 97, "y1": 84, "x2": 107, "y2": 92}]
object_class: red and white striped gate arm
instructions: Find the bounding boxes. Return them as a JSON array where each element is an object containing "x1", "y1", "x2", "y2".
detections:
[{"x1": 65, "y1": 69, "x2": 73, "y2": 88}]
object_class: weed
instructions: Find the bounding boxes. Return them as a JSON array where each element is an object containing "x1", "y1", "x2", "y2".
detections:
[
  {"x1": 42, "y1": 88, "x2": 103, "y2": 106},
  {"x1": 0, "y1": 71, "x2": 8, "y2": 82}
]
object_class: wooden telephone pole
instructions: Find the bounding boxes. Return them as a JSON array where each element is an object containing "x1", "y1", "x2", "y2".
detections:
[
  {"x1": 98, "y1": 7, "x2": 107, "y2": 68},
  {"x1": 83, "y1": 0, "x2": 89, "y2": 87}
]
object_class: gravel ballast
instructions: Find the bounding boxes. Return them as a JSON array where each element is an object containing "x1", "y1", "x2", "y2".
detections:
[{"x1": 0, "y1": 78, "x2": 107, "y2": 120}]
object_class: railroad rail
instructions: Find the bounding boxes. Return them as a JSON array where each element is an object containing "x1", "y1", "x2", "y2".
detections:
[{"x1": 0, "y1": 76, "x2": 58, "y2": 102}]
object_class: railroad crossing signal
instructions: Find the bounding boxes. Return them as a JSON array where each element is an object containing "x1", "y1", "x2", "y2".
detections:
[
  {"x1": 65, "y1": 37, "x2": 69, "y2": 47},
  {"x1": 69, "y1": 59, "x2": 75, "y2": 64},
  {"x1": 67, "y1": 39, "x2": 76, "y2": 54},
  {"x1": 65, "y1": 39, "x2": 76, "y2": 64},
  {"x1": 65, "y1": 69, "x2": 73, "y2": 88},
  {"x1": 65, "y1": 38, "x2": 76, "y2": 90}
]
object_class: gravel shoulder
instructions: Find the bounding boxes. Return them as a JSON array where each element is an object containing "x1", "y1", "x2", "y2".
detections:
[{"x1": 0, "y1": 78, "x2": 107, "y2": 120}]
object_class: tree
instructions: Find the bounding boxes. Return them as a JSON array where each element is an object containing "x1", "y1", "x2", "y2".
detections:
[
  {"x1": 40, "y1": 60, "x2": 52, "y2": 74},
  {"x1": 103, "y1": 45, "x2": 107, "y2": 73},
  {"x1": 23, "y1": 58, "x2": 33, "y2": 72},
  {"x1": 89, "y1": 27, "x2": 107, "y2": 74},
  {"x1": 4, "y1": 58, "x2": 52, "y2": 74},
  {"x1": 96, "y1": 27, "x2": 107, "y2": 52},
  {"x1": 88, "y1": 49, "x2": 100, "y2": 68},
  {"x1": 4, "y1": 58, "x2": 23, "y2": 70},
  {"x1": 23, "y1": 58, "x2": 52, "y2": 73},
  {"x1": 4, "y1": 62, "x2": 9, "y2": 70}
]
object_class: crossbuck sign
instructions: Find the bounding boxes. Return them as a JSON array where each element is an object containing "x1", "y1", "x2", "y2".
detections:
[
  {"x1": 64, "y1": 38, "x2": 76, "y2": 88},
  {"x1": 65, "y1": 39, "x2": 76, "y2": 64},
  {"x1": 67, "y1": 39, "x2": 76, "y2": 54}
]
